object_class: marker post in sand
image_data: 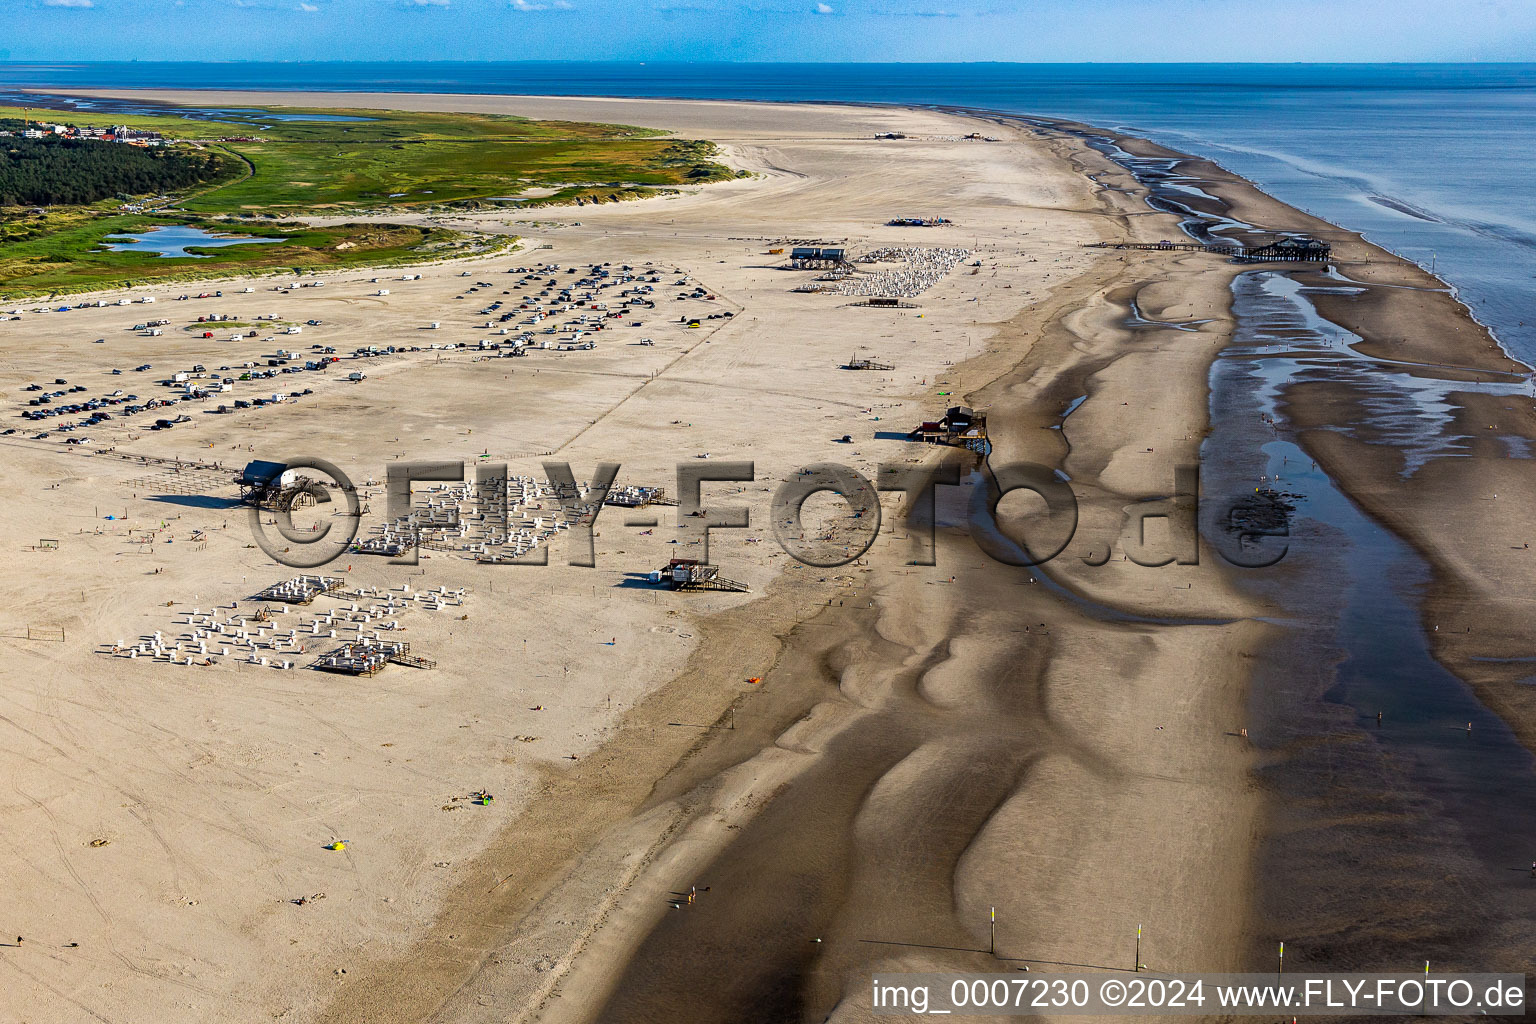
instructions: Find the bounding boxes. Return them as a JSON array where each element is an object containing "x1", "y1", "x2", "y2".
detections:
[
  {"x1": 1278, "y1": 940, "x2": 1284, "y2": 981},
  {"x1": 989, "y1": 907, "x2": 996, "y2": 955},
  {"x1": 1135, "y1": 924, "x2": 1143, "y2": 972}
]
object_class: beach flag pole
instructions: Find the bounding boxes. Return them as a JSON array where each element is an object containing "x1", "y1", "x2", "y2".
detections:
[
  {"x1": 1135, "y1": 924, "x2": 1142, "y2": 973},
  {"x1": 989, "y1": 907, "x2": 996, "y2": 955},
  {"x1": 1278, "y1": 941, "x2": 1284, "y2": 981}
]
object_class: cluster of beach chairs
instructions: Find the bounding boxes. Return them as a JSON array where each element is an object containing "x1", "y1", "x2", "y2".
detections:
[
  {"x1": 313, "y1": 637, "x2": 434, "y2": 676},
  {"x1": 355, "y1": 475, "x2": 598, "y2": 564},
  {"x1": 109, "y1": 577, "x2": 467, "y2": 670},
  {"x1": 832, "y1": 246, "x2": 973, "y2": 298},
  {"x1": 254, "y1": 574, "x2": 345, "y2": 605}
]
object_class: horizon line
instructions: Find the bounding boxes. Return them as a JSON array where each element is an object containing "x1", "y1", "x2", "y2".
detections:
[{"x1": 4, "y1": 59, "x2": 1536, "y2": 67}]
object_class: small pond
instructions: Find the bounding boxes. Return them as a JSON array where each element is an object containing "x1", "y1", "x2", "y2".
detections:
[{"x1": 100, "y1": 225, "x2": 288, "y2": 259}]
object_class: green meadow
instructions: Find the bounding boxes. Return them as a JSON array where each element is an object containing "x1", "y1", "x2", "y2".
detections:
[
  {"x1": 0, "y1": 102, "x2": 740, "y2": 296},
  {"x1": 0, "y1": 209, "x2": 501, "y2": 298}
]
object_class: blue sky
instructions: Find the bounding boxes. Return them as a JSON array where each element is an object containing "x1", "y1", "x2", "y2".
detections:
[{"x1": 4, "y1": 0, "x2": 1535, "y2": 63}]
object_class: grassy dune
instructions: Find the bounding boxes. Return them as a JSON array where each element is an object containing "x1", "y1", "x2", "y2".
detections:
[
  {"x1": 0, "y1": 102, "x2": 740, "y2": 296},
  {"x1": 182, "y1": 108, "x2": 739, "y2": 213},
  {"x1": 0, "y1": 210, "x2": 504, "y2": 297}
]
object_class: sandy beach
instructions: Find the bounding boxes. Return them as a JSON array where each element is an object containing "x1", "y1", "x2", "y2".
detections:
[{"x1": 1, "y1": 92, "x2": 1531, "y2": 1023}]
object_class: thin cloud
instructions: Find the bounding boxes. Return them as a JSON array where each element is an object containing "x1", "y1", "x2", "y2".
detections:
[
  {"x1": 411, "y1": 0, "x2": 450, "y2": 5},
  {"x1": 297, "y1": 2, "x2": 318, "y2": 9},
  {"x1": 44, "y1": 0, "x2": 95, "y2": 7},
  {"x1": 511, "y1": 0, "x2": 572, "y2": 9},
  {"x1": 815, "y1": 1, "x2": 833, "y2": 11}
]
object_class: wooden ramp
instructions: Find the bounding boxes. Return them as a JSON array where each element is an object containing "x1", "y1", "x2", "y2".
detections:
[
  {"x1": 684, "y1": 574, "x2": 750, "y2": 593},
  {"x1": 674, "y1": 564, "x2": 750, "y2": 593},
  {"x1": 388, "y1": 649, "x2": 437, "y2": 669}
]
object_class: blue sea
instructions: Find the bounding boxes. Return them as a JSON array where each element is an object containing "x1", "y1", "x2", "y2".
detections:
[{"x1": 4, "y1": 61, "x2": 1533, "y2": 360}]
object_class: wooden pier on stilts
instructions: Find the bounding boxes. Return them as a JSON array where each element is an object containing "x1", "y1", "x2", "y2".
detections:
[{"x1": 1086, "y1": 238, "x2": 1331, "y2": 262}]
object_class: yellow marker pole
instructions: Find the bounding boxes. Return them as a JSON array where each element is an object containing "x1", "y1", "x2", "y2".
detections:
[
  {"x1": 1136, "y1": 924, "x2": 1142, "y2": 973},
  {"x1": 989, "y1": 907, "x2": 996, "y2": 955},
  {"x1": 1279, "y1": 941, "x2": 1284, "y2": 981}
]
